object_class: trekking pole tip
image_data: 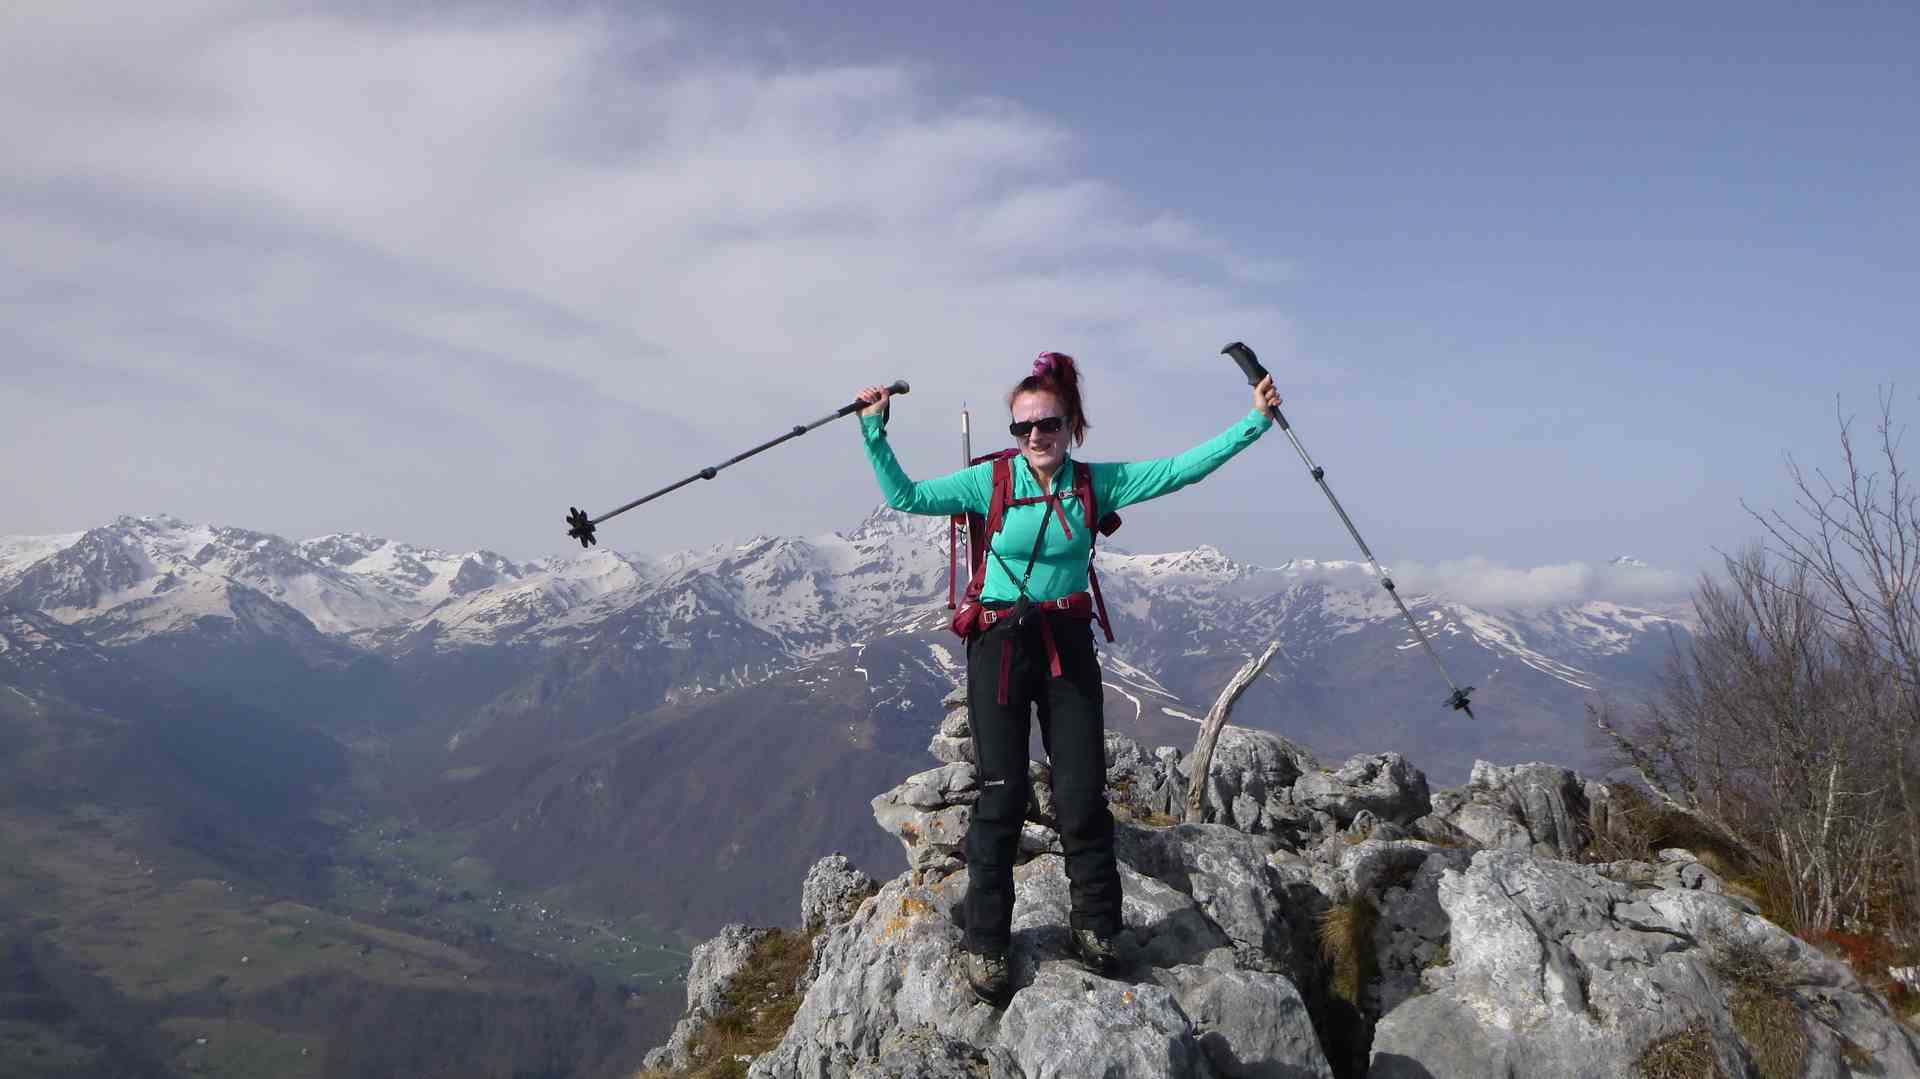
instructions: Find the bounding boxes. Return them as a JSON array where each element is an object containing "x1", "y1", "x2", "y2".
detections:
[
  {"x1": 565, "y1": 506, "x2": 597, "y2": 549},
  {"x1": 1447, "y1": 687, "x2": 1475, "y2": 720}
]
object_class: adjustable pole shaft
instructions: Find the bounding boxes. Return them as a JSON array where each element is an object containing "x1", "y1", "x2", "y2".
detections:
[
  {"x1": 959, "y1": 405, "x2": 974, "y2": 592},
  {"x1": 1221, "y1": 342, "x2": 1474, "y2": 718},
  {"x1": 566, "y1": 380, "x2": 910, "y2": 547}
]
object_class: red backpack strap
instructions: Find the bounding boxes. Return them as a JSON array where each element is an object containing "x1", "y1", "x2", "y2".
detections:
[
  {"x1": 1074, "y1": 461, "x2": 1118, "y2": 643},
  {"x1": 983, "y1": 452, "x2": 1015, "y2": 537},
  {"x1": 1072, "y1": 462, "x2": 1097, "y2": 533},
  {"x1": 954, "y1": 452, "x2": 1018, "y2": 610}
]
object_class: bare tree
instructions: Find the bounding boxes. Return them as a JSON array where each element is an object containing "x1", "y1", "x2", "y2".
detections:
[
  {"x1": 1591, "y1": 385, "x2": 1920, "y2": 941},
  {"x1": 1743, "y1": 387, "x2": 1920, "y2": 937},
  {"x1": 1595, "y1": 546, "x2": 1894, "y2": 930}
]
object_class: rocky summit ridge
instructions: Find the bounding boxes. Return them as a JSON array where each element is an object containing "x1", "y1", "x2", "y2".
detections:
[{"x1": 645, "y1": 690, "x2": 1920, "y2": 1079}]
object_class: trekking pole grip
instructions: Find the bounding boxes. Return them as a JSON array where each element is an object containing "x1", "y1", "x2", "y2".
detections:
[
  {"x1": 837, "y1": 380, "x2": 912, "y2": 417},
  {"x1": 1221, "y1": 342, "x2": 1268, "y2": 386}
]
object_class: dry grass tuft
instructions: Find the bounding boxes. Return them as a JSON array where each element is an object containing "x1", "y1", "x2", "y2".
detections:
[
  {"x1": 1634, "y1": 1022, "x2": 1726, "y2": 1079},
  {"x1": 1707, "y1": 936, "x2": 1808, "y2": 1079},
  {"x1": 638, "y1": 929, "x2": 816, "y2": 1079},
  {"x1": 1593, "y1": 784, "x2": 1751, "y2": 865},
  {"x1": 1318, "y1": 896, "x2": 1378, "y2": 1008},
  {"x1": 1726, "y1": 863, "x2": 1800, "y2": 935},
  {"x1": 1730, "y1": 990, "x2": 1806, "y2": 1079},
  {"x1": 1108, "y1": 786, "x2": 1182, "y2": 828},
  {"x1": 1591, "y1": 784, "x2": 1803, "y2": 930}
]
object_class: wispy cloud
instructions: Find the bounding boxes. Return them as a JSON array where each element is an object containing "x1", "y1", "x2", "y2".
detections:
[
  {"x1": 1255, "y1": 556, "x2": 1696, "y2": 609},
  {"x1": 1, "y1": 1, "x2": 1296, "y2": 556},
  {"x1": 1390, "y1": 557, "x2": 1695, "y2": 608}
]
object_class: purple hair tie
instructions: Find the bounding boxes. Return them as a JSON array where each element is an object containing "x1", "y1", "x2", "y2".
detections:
[{"x1": 1033, "y1": 352, "x2": 1062, "y2": 377}]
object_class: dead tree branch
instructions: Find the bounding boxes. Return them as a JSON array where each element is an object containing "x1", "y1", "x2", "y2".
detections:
[{"x1": 1185, "y1": 640, "x2": 1283, "y2": 824}]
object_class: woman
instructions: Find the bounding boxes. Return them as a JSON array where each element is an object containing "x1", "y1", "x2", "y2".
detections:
[{"x1": 854, "y1": 352, "x2": 1281, "y2": 1005}]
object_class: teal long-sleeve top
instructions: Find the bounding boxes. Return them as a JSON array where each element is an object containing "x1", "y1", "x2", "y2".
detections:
[{"x1": 860, "y1": 409, "x2": 1273, "y2": 604}]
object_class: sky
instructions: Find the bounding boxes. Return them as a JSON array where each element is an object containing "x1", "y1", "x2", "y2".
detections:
[{"x1": 3, "y1": 1, "x2": 1915, "y2": 608}]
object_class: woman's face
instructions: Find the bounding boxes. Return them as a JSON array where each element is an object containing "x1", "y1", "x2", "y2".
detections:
[{"x1": 1011, "y1": 390, "x2": 1069, "y2": 479}]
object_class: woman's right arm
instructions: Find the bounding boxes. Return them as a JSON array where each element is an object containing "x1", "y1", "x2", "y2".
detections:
[{"x1": 857, "y1": 389, "x2": 989, "y2": 515}]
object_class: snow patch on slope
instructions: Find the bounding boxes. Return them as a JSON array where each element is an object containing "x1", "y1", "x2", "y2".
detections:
[{"x1": 0, "y1": 531, "x2": 84, "y2": 580}]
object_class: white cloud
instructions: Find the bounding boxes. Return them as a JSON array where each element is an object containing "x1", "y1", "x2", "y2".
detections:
[
  {"x1": 1388, "y1": 557, "x2": 1695, "y2": 609},
  {"x1": 1243, "y1": 556, "x2": 1695, "y2": 609},
  {"x1": 1, "y1": 2, "x2": 1299, "y2": 557}
]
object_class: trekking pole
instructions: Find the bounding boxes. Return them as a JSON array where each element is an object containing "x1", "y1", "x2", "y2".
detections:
[
  {"x1": 1221, "y1": 342, "x2": 1475, "y2": 719},
  {"x1": 564, "y1": 380, "x2": 911, "y2": 548},
  {"x1": 959, "y1": 404, "x2": 973, "y2": 592}
]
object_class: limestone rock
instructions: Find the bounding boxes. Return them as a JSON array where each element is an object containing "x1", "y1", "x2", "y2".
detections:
[
  {"x1": 929, "y1": 697, "x2": 973, "y2": 765},
  {"x1": 871, "y1": 763, "x2": 978, "y2": 874},
  {"x1": 802, "y1": 854, "x2": 879, "y2": 936},
  {"x1": 1291, "y1": 752, "x2": 1430, "y2": 829},
  {"x1": 1153, "y1": 966, "x2": 1334, "y2": 1079},
  {"x1": 1369, "y1": 849, "x2": 1920, "y2": 1078},
  {"x1": 1431, "y1": 760, "x2": 1595, "y2": 859},
  {"x1": 747, "y1": 836, "x2": 1334, "y2": 1079},
  {"x1": 1106, "y1": 731, "x2": 1183, "y2": 822},
  {"x1": 1115, "y1": 822, "x2": 1313, "y2": 982},
  {"x1": 997, "y1": 967, "x2": 1204, "y2": 1077},
  {"x1": 851, "y1": 1026, "x2": 1015, "y2": 1079},
  {"x1": 666, "y1": 703, "x2": 1920, "y2": 1079},
  {"x1": 1186, "y1": 727, "x2": 1322, "y2": 838}
]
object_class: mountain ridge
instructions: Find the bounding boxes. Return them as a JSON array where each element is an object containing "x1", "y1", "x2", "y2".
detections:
[{"x1": 2, "y1": 510, "x2": 1697, "y2": 791}]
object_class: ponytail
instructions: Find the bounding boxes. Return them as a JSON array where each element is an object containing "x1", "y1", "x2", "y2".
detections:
[{"x1": 1007, "y1": 351, "x2": 1090, "y2": 446}]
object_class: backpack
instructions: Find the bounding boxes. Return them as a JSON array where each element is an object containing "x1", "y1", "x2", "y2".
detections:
[{"x1": 948, "y1": 449, "x2": 1120, "y2": 641}]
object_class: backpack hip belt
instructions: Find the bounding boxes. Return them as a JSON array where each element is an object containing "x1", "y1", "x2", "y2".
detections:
[
  {"x1": 976, "y1": 591, "x2": 1095, "y2": 705},
  {"x1": 977, "y1": 590, "x2": 1095, "y2": 629}
]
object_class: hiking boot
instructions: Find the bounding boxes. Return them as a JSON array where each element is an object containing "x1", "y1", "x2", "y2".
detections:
[
  {"x1": 963, "y1": 947, "x2": 1011, "y2": 1005},
  {"x1": 1070, "y1": 927, "x2": 1121, "y2": 975}
]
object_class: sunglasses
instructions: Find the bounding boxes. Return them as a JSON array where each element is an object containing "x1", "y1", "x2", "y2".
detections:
[{"x1": 1009, "y1": 416, "x2": 1066, "y2": 438}]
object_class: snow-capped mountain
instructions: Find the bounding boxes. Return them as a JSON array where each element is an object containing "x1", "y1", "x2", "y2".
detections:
[
  {"x1": 0, "y1": 513, "x2": 533, "y2": 636},
  {"x1": 0, "y1": 510, "x2": 1693, "y2": 690},
  {"x1": 1, "y1": 510, "x2": 1695, "y2": 782}
]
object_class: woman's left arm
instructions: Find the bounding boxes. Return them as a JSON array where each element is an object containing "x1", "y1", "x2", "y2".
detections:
[{"x1": 1092, "y1": 376, "x2": 1281, "y2": 511}]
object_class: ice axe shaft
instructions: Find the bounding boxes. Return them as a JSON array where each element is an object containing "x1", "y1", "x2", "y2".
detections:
[
  {"x1": 1222, "y1": 342, "x2": 1474, "y2": 719},
  {"x1": 565, "y1": 380, "x2": 911, "y2": 548}
]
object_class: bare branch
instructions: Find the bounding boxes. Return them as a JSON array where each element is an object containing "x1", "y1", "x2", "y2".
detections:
[{"x1": 1185, "y1": 640, "x2": 1284, "y2": 825}]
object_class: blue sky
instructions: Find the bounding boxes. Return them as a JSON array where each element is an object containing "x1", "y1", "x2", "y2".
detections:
[{"x1": 2, "y1": 2, "x2": 1914, "y2": 606}]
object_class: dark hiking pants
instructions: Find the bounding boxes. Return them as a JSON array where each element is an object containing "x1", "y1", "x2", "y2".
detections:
[{"x1": 961, "y1": 608, "x2": 1122, "y2": 954}]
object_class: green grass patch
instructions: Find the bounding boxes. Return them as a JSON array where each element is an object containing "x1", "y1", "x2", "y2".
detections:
[
  {"x1": 0, "y1": 1020, "x2": 111, "y2": 1079},
  {"x1": 162, "y1": 1019, "x2": 322, "y2": 1079},
  {"x1": 199, "y1": 1029, "x2": 319, "y2": 1079}
]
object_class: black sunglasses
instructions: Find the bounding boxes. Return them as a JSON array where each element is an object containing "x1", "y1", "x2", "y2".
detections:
[{"x1": 1009, "y1": 416, "x2": 1066, "y2": 438}]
